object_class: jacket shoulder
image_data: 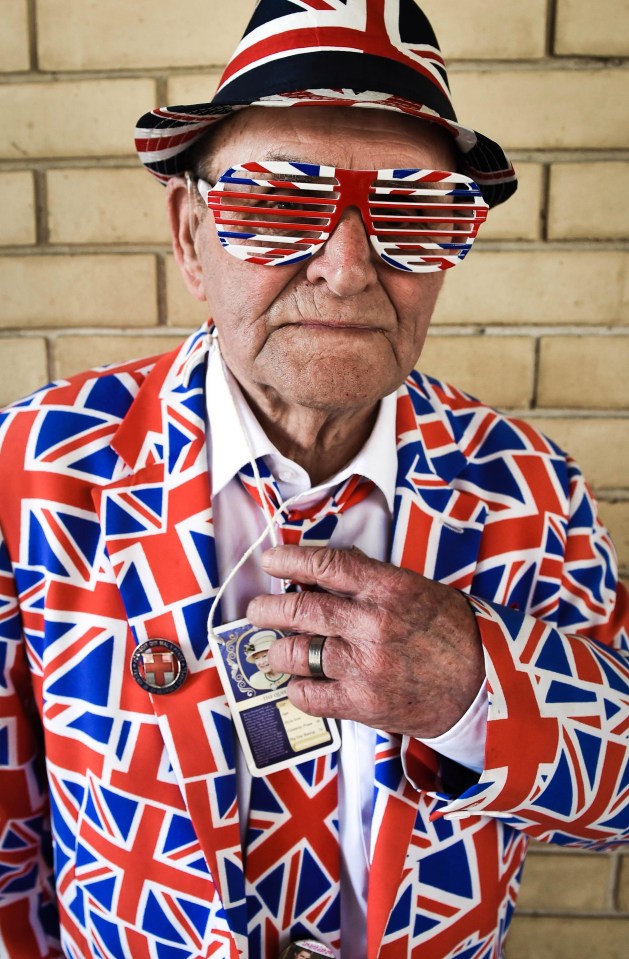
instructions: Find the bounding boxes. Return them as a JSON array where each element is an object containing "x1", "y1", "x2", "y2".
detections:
[
  {"x1": 0, "y1": 352, "x2": 166, "y2": 513},
  {"x1": 1, "y1": 352, "x2": 163, "y2": 422},
  {"x1": 407, "y1": 368, "x2": 567, "y2": 463}
]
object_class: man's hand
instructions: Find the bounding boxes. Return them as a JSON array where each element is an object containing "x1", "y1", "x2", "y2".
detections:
[{"x1": 247, "y1": 545, "x2": 485, "y2": 739}]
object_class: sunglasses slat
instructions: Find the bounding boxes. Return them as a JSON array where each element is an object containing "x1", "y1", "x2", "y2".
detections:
[
  {"x1": 214, "y1": 208, "x2": 333, "y2": 224},
  {"x1": 209, "y1": 190, "x2": 337, "y2": 207}
]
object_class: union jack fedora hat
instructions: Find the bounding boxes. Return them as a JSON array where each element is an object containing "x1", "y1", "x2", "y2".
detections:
[{"x1": 135, "y1": 0, "x2": 517, "y2": 208}]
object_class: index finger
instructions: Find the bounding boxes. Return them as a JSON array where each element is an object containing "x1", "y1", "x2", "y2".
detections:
[{"x1": 260, "y1": 545, "x2": 401, "y2": 599}]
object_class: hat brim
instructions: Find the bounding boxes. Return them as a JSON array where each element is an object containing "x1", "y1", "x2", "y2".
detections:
[{"x1": 135, "y1": 90, "x2": 517, "y2": 208}]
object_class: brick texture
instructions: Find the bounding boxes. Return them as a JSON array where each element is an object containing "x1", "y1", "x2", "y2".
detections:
[
  {"x1": 555, "y1": 0, "x2": 629, "y2": 57},
  {"x1": 434, "y1": 253, "x2": 629, "y2": 326},
  {"x1": 418, "y1": 335, "x2": 535, "y2": 409},
  {"x1": 0, "y1": 0, "x2": 30, "y2": 73},
  {"x1": 516, "y1": 851, "x2": 611, "y2": 912},
  {"x1": 0, "y1": 255, "x2": 157, "y2": 328},
  {"x1": 420, "y1": 0, "x2": 548, "y2": 59},
  {"x1": 530, "y1": 417, "x2": 629, "y2": 489},
  {"x1": 505, "y1": 916, "x2": 629, "y2": 959},
  {"x1": 0, "y1": 337, "x2": 48, "y2": 407},
  {"x1": 0, "y1": 172, "x2": 36, "y2": 246},
  {"x1": 618, "y1": 855, "x2": 629, "y2": 911},
  {"x1": 0, "y1": 79, "x2": 156, "y2": 159},
  {"x1": 548, "y1": 162, "x2": 629, "y2": 240},
  {"x1": 538, "y1": 337, "x2": 629, "y2": 409},
  {"x1": 52, "y1": 334, "x2": 184, "y2": 379},
  {"x1": 0, "y1": 3, "x2": 627, "y2": 954},
  {"x1": 165, "y1": 255, "x2": 212, "y2": 329},
  {"x1": 481, "y1": 163, "x2": 544, "y2": 241},
  {"x1": 449, "y1": 70, "x2": 629, "y2": 150},
  {"x1": 167, "y1": 73, "x2": 223, "y2": 108},
  {"x1": 37, "y1": 0, "x2": 253, "y2": 70},
  {"x1": 47, "y1": 169, "x2": 170, "y2": 244},
  {"x1": 597, "y1": 501, "x2": 629, "y2": 569}
]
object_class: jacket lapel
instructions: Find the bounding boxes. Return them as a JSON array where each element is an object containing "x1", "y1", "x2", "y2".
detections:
[
  {"x1": 92, "y1": 329, "x2": 248, "y2": 950},
  {"x1": 368, "y1": 377, "x2": 489, "y2": 959}
]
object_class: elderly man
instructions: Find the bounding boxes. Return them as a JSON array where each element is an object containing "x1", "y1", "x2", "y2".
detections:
[{"x1": 0, "y1": 2, "x2": 627, "y2": 958}]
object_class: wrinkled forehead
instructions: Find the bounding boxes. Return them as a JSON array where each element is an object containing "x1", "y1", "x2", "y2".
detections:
[{"x1": 195, "y1": 105, "x2": 457, "y2": 180}]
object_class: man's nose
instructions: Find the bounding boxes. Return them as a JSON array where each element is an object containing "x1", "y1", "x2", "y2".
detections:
[{"x1": 305, "y1": 207, "x2": 378, "y2": 296}]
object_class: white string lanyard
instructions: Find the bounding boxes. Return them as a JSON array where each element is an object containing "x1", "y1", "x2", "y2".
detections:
[
  {"x1": 201, "y1": 333, "x2": 373, "y2": 873},
  {"x1": 205, "y1": 333, "x2": 306, "y2": 645}
]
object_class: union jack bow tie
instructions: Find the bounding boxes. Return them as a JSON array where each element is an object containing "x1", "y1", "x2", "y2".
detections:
[{"x1": 238, "y1": 459, "x2": 375, "y2": 548}]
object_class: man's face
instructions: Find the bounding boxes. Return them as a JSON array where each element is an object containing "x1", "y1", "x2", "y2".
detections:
[{"x1": 169, "y1": 107, "x2": 455, "y2": 415}]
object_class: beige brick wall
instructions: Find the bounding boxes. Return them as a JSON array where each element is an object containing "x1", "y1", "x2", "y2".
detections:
[{"x1": 0, "y1": 2, "x2": 627, "y2": 953}]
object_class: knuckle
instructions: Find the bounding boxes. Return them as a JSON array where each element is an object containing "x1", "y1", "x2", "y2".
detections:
[
  {"x1": 290, "y1": 679, "x2": 321, "y2": 716},
  {"x1": 388, "y1": 564, "x2": 414, "y2": 598},
  {"x1": 320, "y1": 636, "x2": 341, "y2": 675},
  {"x1": 309, "y1": 546, "x2": 343, "y2": 581},
  {"x1": 370, "y1": 602, "x2": 395, "y2": 639},
  {"x1": 274, "y1": 632, "x2": 298, "y2": 664},
  {"x1": 297, "y1": 682, "x2": 318, "y2": 713},
  {"x1": 291, "y1": 589, "x2": 314, "y2": 624}
]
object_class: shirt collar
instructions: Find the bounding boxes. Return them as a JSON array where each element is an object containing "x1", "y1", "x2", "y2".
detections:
[{"x1": 206, "y1": 343, "x2": 398, "y2": 512}]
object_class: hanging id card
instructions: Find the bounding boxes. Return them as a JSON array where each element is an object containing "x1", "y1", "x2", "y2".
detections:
[{"x1": 210, "y1": 618, "x2": 340, "y2": 777}]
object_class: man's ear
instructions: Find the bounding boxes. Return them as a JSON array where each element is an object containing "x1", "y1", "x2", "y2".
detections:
[{"x1": 166, "y1": 175, "x2": 207, "y2": 302}]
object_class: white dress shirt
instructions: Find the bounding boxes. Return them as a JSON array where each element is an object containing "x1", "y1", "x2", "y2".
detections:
[{"x1": 205, "y1": 344, "x2": 487, "y2": 957}]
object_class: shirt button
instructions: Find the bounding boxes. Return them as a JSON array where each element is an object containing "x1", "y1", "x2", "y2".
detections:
[{"x1": 278, "y1": 469, "x2": 295, "y2": 482}]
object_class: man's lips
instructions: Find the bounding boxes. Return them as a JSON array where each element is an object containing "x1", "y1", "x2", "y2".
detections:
[{"x1": 279, "y1": 320, "x2": 386, "y2": 331}]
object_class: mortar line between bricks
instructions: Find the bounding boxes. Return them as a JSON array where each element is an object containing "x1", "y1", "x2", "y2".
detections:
[
  {"x1": 608, "y1": 851, "x2": 622, "y2": 912},
  {"x1": 545, "y1": 0, "x2": 558, "y2": 58},
  {"x1": 516, "y1": 409, "x2": 629, "y2": 419},
  {"x1": 4, "y1": 327, "x2": 629, "y2": 340},
  {"x1": 155, "y1": 75, "x2": 169, "y2": 104},
  {"x1": 509, "y1": 150, "x2": 629, "y2": 162},
  {"x1": 515, "y1": 909, "x2": 629, "y2": 919},
  {"x1": 531, "y1": 336, "x2": 541, "y2": 409},
  {"x1": 427, "y1": 328, "x2": 629, "y2": 338},
  {"x1": 2, "y1": 57, "x2": 628, "y2": 83},
  {"x1": 4, "y1": 151, "x2": 629, "y2": 173},
  {"x1": 0, "y1": 328, "x2": 195, "y2": 338},
  {"x1": 25, "y1": 0, "x2": 39, "y2": 72},
  {"x1": 419, "y1": 58, "x2": 629, "y2": 72},
  {"x1": 156, "y1": 254, "x2": 167, "y2": 327},
  {"x1": 540, "y1": 163, "x2": 551, "y2": 243},
  {"x1": 33, "y1": 169, "x2": 49, "y2": 245},
  {"x1": 0, "y1": 68, "x2": 221, "y2": 84},
  {"x1": 45, "y1": 335, "x2": 55, "y2": 382},
  {"x1": 3, "y1": 241, "x2": 629, "y2": 255}
]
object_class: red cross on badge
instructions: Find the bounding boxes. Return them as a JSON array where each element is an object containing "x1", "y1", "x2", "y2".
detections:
[{"x1": 130, "y1": 639, "x2": 188, "y2": 694}]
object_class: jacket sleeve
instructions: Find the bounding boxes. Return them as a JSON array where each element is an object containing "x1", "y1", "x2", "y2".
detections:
[
  {"x1": 0, "y1": 524, "x2": 62, "y2": 957},
  {"x1": 425, "y1": 459, "x2": 629, "y2": 849}
]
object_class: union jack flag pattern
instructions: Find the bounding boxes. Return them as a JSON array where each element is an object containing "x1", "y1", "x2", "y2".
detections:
[
  {"x1": 135, "y1": 0, "x2": 517, "y2": 208},
  {"x1": 202, "y1": 162, "x2": 488, "y2": 272},
  {"x1": 0, "y1": 324, "x2": 627, "y2": 958}
]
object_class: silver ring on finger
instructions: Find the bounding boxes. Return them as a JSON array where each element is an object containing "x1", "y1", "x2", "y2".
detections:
[{"x1": 307, "y1": 634, "x2": 328, "y2": 679}]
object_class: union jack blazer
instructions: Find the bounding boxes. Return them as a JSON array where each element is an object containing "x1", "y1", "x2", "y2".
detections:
[{"x1": 0, "y1": 325, "x2": 627, "y2": 959}]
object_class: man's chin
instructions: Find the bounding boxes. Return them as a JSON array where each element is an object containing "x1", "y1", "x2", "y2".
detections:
[{"x1": 258, "y1": 339, "x2": 399, "y2": 411}]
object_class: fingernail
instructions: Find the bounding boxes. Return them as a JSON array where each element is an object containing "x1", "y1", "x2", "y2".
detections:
[{"x1": 261, "y1": 548, "x2": 277, "y2": 568}]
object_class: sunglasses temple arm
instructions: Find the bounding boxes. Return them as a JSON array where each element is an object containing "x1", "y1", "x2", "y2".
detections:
[{"x1": 185, "y1": 171, "x2": 199, "y2": 242}]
